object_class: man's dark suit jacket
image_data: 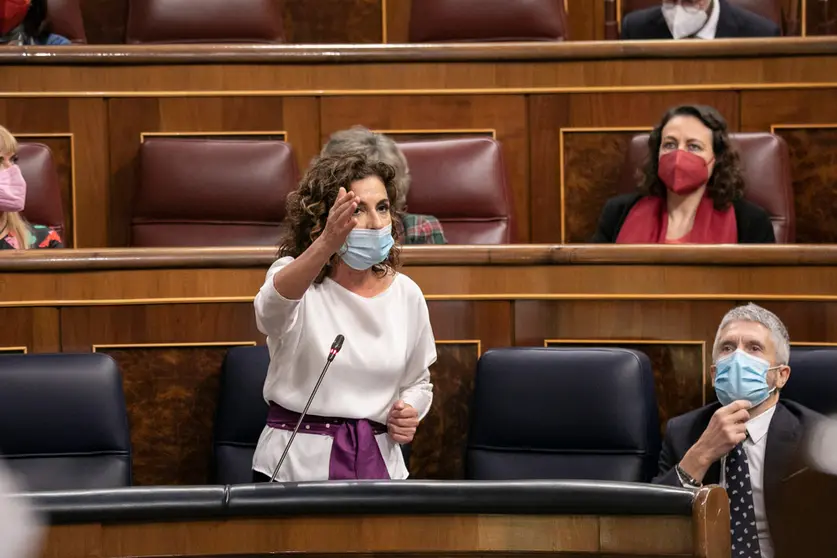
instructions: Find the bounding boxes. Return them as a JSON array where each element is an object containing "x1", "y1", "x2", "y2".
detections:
[
  {"x1": 621, "y1": 0, "x2": 781, "y2": 40},
  {"x1": 590, "y1": 193, "x2": 776, "y2": 243},
  {"x1": 653, "y1": 399, "x2": 833, "y2": 558}
]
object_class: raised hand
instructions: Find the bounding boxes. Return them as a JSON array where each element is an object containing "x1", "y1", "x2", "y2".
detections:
[{"x1": 320, "y1": 187, "x2": 357, "y2": 254}]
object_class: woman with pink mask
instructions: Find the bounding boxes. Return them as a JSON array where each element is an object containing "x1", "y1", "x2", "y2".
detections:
[
  {"x1": 0, "y1": 126, "x2": 62, "y2": 250},
  {"x1": 592, "y1": 104, "x2": 774, "y2": 244}
]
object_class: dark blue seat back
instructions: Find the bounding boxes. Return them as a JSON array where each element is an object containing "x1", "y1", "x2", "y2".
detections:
[
  {"x1": 212, "y1": 346, "x2": 271, "y2": 484},
  {"x1": 466, "y1": 347, "x2": 661, "y2": 482},
  {"x1": 0, "y1": 353, "x2": 132, "y2": 491},
  {"x1": 786, "y1": 348, "x2": 837, "y2": 416},
  {"x1": 212, "y1": 345, "x2": 412, "y2": 483}
]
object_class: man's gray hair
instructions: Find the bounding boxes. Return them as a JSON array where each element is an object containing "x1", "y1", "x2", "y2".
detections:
[
  {"x1": 321, "y1": 126, "x2": 410, "y2": 210},
  {"x1": 712, "y1": 303, "x2": 790, "y2": 364}
]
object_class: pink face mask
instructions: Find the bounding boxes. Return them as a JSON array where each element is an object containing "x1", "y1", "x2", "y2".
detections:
[{"x1": 0, "y1": 165, "x2": 26, "y2": 212}]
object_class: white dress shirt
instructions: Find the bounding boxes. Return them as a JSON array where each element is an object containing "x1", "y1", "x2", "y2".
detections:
[
  {"x1": 251, "y1": 257, "x2": 436, "y2": 482},
  {"x1": 720, "y1": 405, "x2": 776, "y2": 558},
  {"x1": 696, "y1": 0, "x2": 721, "y2": 39}
]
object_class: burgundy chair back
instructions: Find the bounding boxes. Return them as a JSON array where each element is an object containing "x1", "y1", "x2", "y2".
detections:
[
  {"x1": 397, "y1": 137, "x2": 515, "y2": 244},
  {"x1": 617, "y1": 133, "x2": 795, "y2": 243},
  {"x1": 48, "y1": 0, "x2": 86, "y2": 43},
  {"x1": 131, "y1": 138, "x2": 297, "y2": 247},
  {"x1": 409, "y1": 0, "x2": 567, "y2": 42},
  {"x1": 126, "y1": 0, "x2": 284, "y2": 44},
  {"x1": 17, "y1": 143, "x2": 65, "y2": 236}
]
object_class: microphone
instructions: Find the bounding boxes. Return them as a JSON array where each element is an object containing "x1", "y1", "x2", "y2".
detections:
[{"x1": 270, "y1": 334, "x2": 345, "y2": 482}]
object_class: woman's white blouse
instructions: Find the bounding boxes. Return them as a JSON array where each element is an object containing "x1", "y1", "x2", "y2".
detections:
[{"x1": 251, "y1": 257, "x2": 436, "y2": 481}]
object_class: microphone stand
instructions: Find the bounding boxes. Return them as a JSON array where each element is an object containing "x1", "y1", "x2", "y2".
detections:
[{"x1": 270, "y1": 335, "x2": 344, "y2": 482}]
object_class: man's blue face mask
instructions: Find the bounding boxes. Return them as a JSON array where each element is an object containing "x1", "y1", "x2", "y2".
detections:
[{"x1": 714, "y1": 349, "x2": 780, "y2": 407}]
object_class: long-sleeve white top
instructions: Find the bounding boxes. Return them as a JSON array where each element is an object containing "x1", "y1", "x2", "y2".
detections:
[{"x1": 251, "y1": 257, "x2": 436, "y2": 481}]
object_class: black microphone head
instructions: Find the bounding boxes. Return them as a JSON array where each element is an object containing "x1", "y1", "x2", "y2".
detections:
[{"x1": 332, "y1": 334, "x2": 345, "y2": 353}]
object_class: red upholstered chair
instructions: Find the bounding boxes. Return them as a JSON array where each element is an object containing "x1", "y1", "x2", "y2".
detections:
[
  {"x1": 409, "y1": 0, "x2": 567, "y2": 42},
  {"x1": 131, "y1": 138, "x2": 297, "y2": 247},
  {"x1": 617, "y1": 133, "x2": 795, "y2": 243},
  {"x1": 397, "y1": 137, "x2": 515, "y2": 244},
  {"x1": 48, "y1": 0, "x2": 87, "y2": 43},
  {"x1": 17, "y1": 143, "x2": 65, "y2": 237},
  {"x1": 610, "y1": 0, "x2": 787, "y2": 38},
  {"x1": 126, "y1": 0, "x2": 284, "y2": 44}
]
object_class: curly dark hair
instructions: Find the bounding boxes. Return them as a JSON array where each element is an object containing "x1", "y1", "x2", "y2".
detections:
[
  {"x1": 277, "y1": 152, "x2": 403, "y2": 284},
  {"x1": 639, "y1": 104, "x2": 745, "y2": 210}
]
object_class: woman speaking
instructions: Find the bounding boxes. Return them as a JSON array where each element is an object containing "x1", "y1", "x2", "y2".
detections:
[{"x1": 251, "y1": 152, "x2": 436, "y2": 482}]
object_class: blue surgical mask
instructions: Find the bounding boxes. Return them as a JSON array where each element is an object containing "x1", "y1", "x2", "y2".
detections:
[
  {"x1": 714, "y1": 349, "x2": 779, "y2": 407},
  {"x1": 340, "y1": 224, "x2": 394, "y2": 271}
]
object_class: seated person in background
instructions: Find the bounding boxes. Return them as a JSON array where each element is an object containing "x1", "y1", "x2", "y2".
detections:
[
  {"x1": 0, "y1": 0, "x2": 71, "y2": 45},
  {"x1": 591, "y1": 104, "x2": 774, "y2": 244},
  {"x1": 251, "y1": 152, "x2": 435, "y2": 483},
  {"x1": 0, "y1": 126, "x2": 62, "y2": 249},
  {"x1": 321, "y1": 126, "x2": 447, "y2": 245},
  {"x1": 621, "y1": 0, "x2": 780, "y2": 40},
  {"x1": 653, "y1": 303, "x2": 831, "y2": 558}
]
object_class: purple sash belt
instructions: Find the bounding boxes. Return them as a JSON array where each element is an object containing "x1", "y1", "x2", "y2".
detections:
[{"x1": 267, "y1": 403, "x2": 390, "y2": 480}]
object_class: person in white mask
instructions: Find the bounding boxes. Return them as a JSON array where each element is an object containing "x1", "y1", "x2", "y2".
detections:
[
  {"x1": 652, "y1": 303, "x2": 832, "y2": 558},
  {"x1": 250, "y1": 152, "x2": 436, "y2": 483},
  {"x1": 621, "y1": 0, "x2": 780, "y2": 40}
]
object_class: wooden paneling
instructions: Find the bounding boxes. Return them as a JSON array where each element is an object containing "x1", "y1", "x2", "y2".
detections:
[
  {"x1": 0, "y1": 307, "x2": 59, "y2": 353},
  {"x1": 384, "y1": 0, "x2": 412, "y2": 43},
  {"x1": 772, "y1": 127, "x2": 837, "y2": 243},
  {"x1": 41, "y1": 506, "x2": 728, "y2": 558},
  {"x1": 101, "y1": 344, "x2": 248, "y2": 486},
  {"x1": 567, "y1": 0, "x2": 606, "y2": 41},
  {"x1": 320, "y1": 96, "x2": 530, "y2": 241},
  {"x1": 283, "y1": 0, "x2": 383, "y2": 43},
  {"x1": 740, "y1": 89, "x2": 837, "y2": 244},
  {"x1": 562, "y1": 130, "x2": 640, "y2": 243},
  {"x1": 411, "y1": 342, "x2": 479, "y2": 479},
  {"x1": 107, "y1": 97, "x2": 318, "y2": 246},
  {"x1": 61, "y1": 303, "x2": 263, "y2": 485}
]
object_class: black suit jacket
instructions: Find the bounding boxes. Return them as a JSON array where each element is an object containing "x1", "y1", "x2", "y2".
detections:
[
  {"x1": 653, "y1": 400, "x2": 833, "y2": 558},
  {"x1": 621, "y1": 0, "x2": 781, "y2": 40},
  {"x1": 590, "y1": 192, "x2": 776, "y2": 243}
]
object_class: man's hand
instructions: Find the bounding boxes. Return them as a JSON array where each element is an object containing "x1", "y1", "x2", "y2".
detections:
[
  {"x1": 387, "y1": 400, "x2": 419, "y2": 444},
  {"x1": 680, "y1": 400, "x2": 751, "y2": 483}
]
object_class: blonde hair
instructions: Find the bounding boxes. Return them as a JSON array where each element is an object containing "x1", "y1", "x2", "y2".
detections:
[{"x1": 0, "y1": 126, "x2": 33, "y2": 249}]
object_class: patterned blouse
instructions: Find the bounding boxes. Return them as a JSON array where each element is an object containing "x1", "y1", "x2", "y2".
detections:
[{"x1": 0, "y1": 225, "x2": 63, "y2": 250}]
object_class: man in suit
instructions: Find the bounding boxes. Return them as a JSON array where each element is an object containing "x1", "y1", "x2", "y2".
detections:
[
  {"x1": 621, "y1": 0, "x2": 781, "y2": 40},
  {"x1": 653, "y1": 303, "x2": 830, "y2": 558}
]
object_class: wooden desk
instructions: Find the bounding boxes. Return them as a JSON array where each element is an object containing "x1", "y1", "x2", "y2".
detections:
[
  {"x1": 2, "y1": 39, "x2": 837, "y2": 246},
  {"x1": 2, "y1": 244, "x2": 836, "y2": 485},
  {"x1": 37, "y1": 482, "x2": 730, "y2": 558}
]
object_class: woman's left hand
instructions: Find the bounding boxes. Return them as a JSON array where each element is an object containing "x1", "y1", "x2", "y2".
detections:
[{"x1": 387, "y1": 400, "x2": 419, "y2": 443}]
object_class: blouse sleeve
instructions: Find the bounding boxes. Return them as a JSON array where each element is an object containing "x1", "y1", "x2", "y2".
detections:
[
  {"x1": 253, "y1": 257, "x2": 304, "y2": 337},
  {"x1": 399, "y1": 297, "x2": 437, "y2": 420}
]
